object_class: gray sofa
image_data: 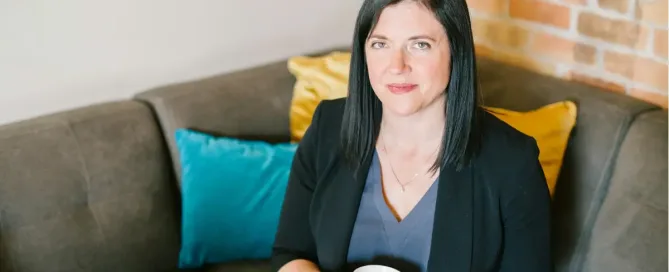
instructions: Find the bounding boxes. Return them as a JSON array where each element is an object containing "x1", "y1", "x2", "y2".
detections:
[{"x1": 0, "y1": 49, "x2": 666, "y2": 272}]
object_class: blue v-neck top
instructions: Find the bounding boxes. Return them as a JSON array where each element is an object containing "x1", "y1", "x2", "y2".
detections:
[{"x1": 346, "y1": 151, "x2": 438, "y2": 272}]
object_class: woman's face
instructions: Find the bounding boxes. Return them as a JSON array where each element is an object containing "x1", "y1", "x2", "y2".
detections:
[{"x1": 365, "y1": 1, "x2": 451, "y2": 116}]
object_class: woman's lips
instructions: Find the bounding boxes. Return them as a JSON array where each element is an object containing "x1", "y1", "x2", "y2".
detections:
[{"x1": 386, "y1": 83, "x2": 418, "y2": 94}]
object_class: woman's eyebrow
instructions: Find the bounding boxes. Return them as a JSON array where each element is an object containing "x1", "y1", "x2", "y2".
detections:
[
  {"x1": 368, "y1": 34, "x2": 437, "y2": 42},
  {"x1": 407, "y1": 35, "x2": 437, "y2": 42},
  {"x1": 368, "y1": 34, "x2": 388, "y2": 40}
]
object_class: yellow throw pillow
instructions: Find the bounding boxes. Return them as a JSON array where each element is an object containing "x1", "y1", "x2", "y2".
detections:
[
  {"x1": 484, "y1": 102, "x2": 576, "y2": 196},
  {"x1": 287, "y1": 52, "x2": 576, "y2": 197},
  {"x1": 288, "y1": 51, "x2": 350, "y2": 142}
]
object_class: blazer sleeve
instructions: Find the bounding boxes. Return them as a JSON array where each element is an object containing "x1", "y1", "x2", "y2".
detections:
[
  {"x1": 271, "y1": 102, "x2": 324, "y2": 271},
  {"x1": 499, "y1": 137, "x2": 554, "y2": 272}
]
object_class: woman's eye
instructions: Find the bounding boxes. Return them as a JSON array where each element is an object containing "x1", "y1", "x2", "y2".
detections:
[
  {"x1": 370, "y1": 41, "x2": 385, "y2": 49},
  {"x1": 414, "y1": 41, "x2": 431, "y2": 50}
]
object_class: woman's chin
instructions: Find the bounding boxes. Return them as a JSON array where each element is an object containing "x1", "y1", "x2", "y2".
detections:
[{"x1": 382, "y1": 102, "x2": 423, "y2": 117}]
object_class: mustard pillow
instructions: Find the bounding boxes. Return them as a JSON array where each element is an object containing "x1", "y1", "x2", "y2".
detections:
[
  {"x1": 484, "y1": 102, "x2": 576, "y2": 196},
  {"x1": 287, "y1": 52, "x2": 576, "y2": 197},
  {"x1": 288, "y1": 51, "x2": 350, "y2": 142}
]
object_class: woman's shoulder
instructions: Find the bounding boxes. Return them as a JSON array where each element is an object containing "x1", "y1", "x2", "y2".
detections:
[
  {"x1": 310, "y1": 97, "x2": 347, "y2": 137},
  {"x1": 314, "y1": 97, "x2": 347, "y2": 121},
  {"x1": 476, "y1": 108, "x2": 543, "y2": 185},
  {"x1": 477, "y1": 107, "x2": 551, "y2": 210},
  {"x1": 478, "y1": 107, "x2": 539, "y2": 159},
  {"x1": 298, "y1": 98, "x2": 347, "y2": 154}
]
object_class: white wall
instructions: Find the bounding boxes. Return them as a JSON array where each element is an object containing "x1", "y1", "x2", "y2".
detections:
[{"x1": 0, "y1": 0, "x2": 361, "y2": 125}]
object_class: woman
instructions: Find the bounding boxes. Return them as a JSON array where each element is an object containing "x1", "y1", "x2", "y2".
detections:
[{"x1": 272, "y1": 0, "x2": 552, "y2": 271}]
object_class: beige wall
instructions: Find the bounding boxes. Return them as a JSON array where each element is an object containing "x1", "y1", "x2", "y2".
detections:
[
  {"x1": 468, "y1": 0, "x2": 668, "y2": 108},
  {"x1": 4, "y1": 0, "x2": 664, "y2": 126},
  {"x1": 0, "y1": 1, "x2": 361, "y2": 125}
]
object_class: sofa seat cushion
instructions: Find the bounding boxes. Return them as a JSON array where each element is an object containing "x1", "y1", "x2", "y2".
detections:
[{"x1": 203, "y1": 260, "x2": 271, "y2": 272}]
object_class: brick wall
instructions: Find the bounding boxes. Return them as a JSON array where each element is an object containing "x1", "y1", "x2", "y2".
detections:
[{"x1": 468, "y1": 0, "x2": 668, "y2": 108}]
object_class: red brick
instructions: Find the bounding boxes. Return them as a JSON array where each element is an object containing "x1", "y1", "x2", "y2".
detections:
[
  {"x1": 603, "y1": 51, "x2": 637, "y2": 77},
  {"x1": 578, "y1": 12, "x2": 641, "y2": 48},
  {"x1": 604, "y1": 51, "x2": 668, "y2": 91},
  {"x1": 598, "y1": 0, "x2": 630, "y2": 13},
  {"x1": 654, "y1": 28, "x2": 668, "y2": 59},
  {"x1": 510, "y1": 0, "x2": 572, "y2": 29},
  {"x1": 530, "y1": 32, "x2": 597, "y2": 64},
  {"x1": 633, "y1": 57, "x2": 668, "y2": 91},
  {"x1": 636, "y1": 0, "x2": 668, "y2": 26},
  {"x1": 635, "y1": 25, "x2": 651, "y2": 51},
  {"x1": 467, "y1": 0, "x2": 507, "y2": 15},
  {"x1": 472, "y1": 18, "x2": 531, "y2": 49},
  {"x1": 561, "y1": 0, "x2": 587, "y2": 6}
]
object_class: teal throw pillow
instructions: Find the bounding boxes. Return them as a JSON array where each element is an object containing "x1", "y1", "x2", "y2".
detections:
[{"x1": 175, "y1": 128, "x2": 297, "y2": 268}]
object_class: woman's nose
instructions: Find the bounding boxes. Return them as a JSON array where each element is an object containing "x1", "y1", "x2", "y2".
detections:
[{"x1": 388, "y1": 49, "x2": 410, "y2": 75}]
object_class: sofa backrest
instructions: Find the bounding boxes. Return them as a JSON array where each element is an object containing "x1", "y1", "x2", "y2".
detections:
[
  {"x1": 0, "y1": 101, "x2": 181, "y2": 272},
  {"x1": 580, "y1": 110, "x2": 667, "y2": 272},
  {"x1": 474, "y1": 58, "x2": 661, "y2": 270},
  {"x1": 135, "y1": 59, "x2": 297, "y2": 184}
]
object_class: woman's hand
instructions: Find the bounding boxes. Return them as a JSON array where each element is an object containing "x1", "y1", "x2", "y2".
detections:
[{"x1": 278, "y1": 259, "x2": 321, "y2": 272}]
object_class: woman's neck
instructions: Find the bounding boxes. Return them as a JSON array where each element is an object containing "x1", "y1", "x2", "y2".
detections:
[{"x1": 379, "y1": 98, "x2": 446, "y2": 154}]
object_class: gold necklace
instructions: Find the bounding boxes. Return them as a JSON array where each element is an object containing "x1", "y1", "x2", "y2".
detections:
[{"x1": 380, "y1": 134, "x2": 439, "y2": 192}]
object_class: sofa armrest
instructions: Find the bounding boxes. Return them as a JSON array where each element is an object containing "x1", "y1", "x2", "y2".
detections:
[{"x1": 580, "y1": 110, "x2": 667, "y2": 271}]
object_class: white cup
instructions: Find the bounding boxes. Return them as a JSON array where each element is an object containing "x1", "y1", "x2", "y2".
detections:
[{"x1": 353, "y1": 264, "x2": 401, "y2": 272}]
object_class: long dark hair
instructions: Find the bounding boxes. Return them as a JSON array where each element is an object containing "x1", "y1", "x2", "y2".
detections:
[{"x1": 340, "y1": 0, "x2": 483, "y2": 174}]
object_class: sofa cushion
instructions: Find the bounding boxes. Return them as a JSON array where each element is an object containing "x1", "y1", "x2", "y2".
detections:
[
  {"x1": 0, "y1": 101, "x2": 180, "y2": 272},
  {"x1": 175, "y1": 129, "x2": 296, "y2": 268},
  {"x1": 580, "y1": 110, "x2": 667, "y2": 272},
  {"x1": 287, "y1": 51, "x2": 350, "y2": 142},
  {"x1": 475, "y1": 57, "x2": 660, "y2": 270}
]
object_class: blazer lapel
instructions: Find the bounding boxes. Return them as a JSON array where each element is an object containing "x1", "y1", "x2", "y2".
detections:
[
  {"x1": 313, "y1": 152, "x2": 373, "y2": 270},
  {"x1": 428, "y1": 164, "x2": 474, "y2": 271}
]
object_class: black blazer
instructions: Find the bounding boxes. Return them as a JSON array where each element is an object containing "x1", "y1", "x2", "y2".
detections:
[{"x1": 272, "y1": 98, "x2": 552, "y2": 272}]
